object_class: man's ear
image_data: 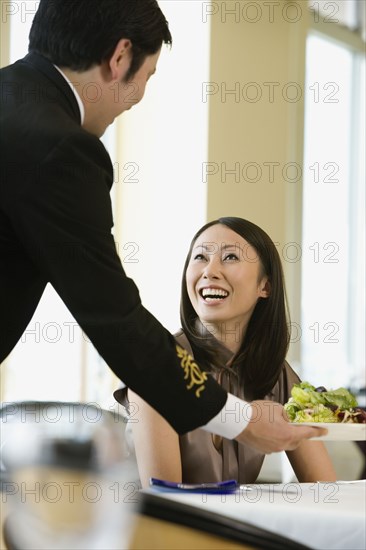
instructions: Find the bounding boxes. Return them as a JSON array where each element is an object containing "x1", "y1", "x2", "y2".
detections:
[
  {"x1": 259, "y1": 278, "x2": 271, "y2": 299},
  {"x1": 108, "y1": 38, "x2": 132, "y2": 81}
]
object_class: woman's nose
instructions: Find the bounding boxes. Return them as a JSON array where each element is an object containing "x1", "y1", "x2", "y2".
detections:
[{"x1": 202, "y1": 259, "x2": 221, "y2": 279}]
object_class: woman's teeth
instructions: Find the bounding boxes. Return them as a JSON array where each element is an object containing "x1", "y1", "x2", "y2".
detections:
[{"x1": 201, "y1": 288, "x2": 228, "y2": 301}]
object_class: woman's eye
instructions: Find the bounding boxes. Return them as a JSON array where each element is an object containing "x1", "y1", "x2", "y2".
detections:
[
  {"x1": 193, "y1": 253, "x2": 206, "y2": 261},
  {"x1": 223, "y1": 253, "x2": 239, "y2": 261}
]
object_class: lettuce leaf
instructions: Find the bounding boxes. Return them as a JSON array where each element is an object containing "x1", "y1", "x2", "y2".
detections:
[
  {"x1": 291, "y1": 384, "x2": 326, "y2": 407},
  {"x1": 283, "y1": 399, "x2": 299, "y2": 421},
  {"x1": 292, "y1": 405, "x2": 339, "y2": 423},
  {"x1": 284, "y1": 381, "x2": 358, "y2": 423},
  {"x1": 322, "y1": 388, "x2": 357, "y2": 409}
]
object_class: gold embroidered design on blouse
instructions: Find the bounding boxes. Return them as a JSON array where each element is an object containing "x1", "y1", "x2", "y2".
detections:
[{"x1": 176, "y1": 344, "x2": 208, "y2": 397}]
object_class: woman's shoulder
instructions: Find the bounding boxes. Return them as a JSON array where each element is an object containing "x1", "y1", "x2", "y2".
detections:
[
  {"x1": 283, "y1": 360, "x2": 301, "y2": 383},
  {"x1": 173, "y1": 328, "x2": 185, "y2": 340},
  {"x1": 269, "y1": 360, "x2": 301, "y2": 404},
  {"x1": 173, "y1": 329, "x2": 194, "y2": 356},
  {"x1": 113, "y1": 384, "x2": 128, "y2": 408}
]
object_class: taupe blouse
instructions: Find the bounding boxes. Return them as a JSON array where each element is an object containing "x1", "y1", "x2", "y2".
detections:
[
  {"x1": 174, "y1": 331, "x2": 301, "y2": 484},
  {"x1": 113, "y1": 330, "x2": 301, "y2": 485}
]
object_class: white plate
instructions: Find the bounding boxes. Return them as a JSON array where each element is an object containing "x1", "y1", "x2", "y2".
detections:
[{"x1": 292, "y1": 422, "x2": 366, "y2": 441}]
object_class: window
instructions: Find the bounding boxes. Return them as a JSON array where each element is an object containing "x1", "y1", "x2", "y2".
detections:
[
  {"x1": 308, "y1": 0, "x2": 366, "y2": 37},
  {"x1": 301, "y1": 24, "x2": 365, "y2": 390}
]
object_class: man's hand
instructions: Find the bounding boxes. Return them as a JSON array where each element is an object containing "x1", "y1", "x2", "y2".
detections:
[{"x1": 235, "y1": 400, "x2": 328, "y2": 453}]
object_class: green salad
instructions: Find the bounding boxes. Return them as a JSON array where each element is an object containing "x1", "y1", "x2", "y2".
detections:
[{"x1": 284, "y1": 382, "x2": 366, "y2": 424}]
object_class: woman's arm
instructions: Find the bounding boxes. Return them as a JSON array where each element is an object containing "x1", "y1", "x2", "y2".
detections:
[
  {"x1": 286, "y1": 440, "x2": 337, "y2": 482},
  {"x1": 128, "y1": 389, "x2": 182, "y2": 488}
]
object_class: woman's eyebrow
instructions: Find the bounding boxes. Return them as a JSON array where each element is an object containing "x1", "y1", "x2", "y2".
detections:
[
  {"x1": 221, "y1": 244, "x2": 241, "y2": 250},
  {"x1": 193, "y1": 243, "x2": 242, "y2": 251}
]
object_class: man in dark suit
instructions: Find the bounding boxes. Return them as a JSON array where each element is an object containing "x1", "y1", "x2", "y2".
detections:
[{"x1": 0, "y1": 0, "x2": 324, "y2": 451}]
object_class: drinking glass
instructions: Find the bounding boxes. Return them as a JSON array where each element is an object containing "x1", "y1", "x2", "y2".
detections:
[{"x1": 1, "y1": 401, "x2": 138, "y2": 549}]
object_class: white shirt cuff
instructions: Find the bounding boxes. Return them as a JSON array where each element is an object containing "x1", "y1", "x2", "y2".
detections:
[{"x1": 201, "y1": 393, "x2": 252, "y2": 439}]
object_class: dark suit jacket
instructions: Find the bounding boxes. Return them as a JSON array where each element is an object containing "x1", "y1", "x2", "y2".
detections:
[{"x1": 0, "y1": 52, "x2": 227, "y2": 433}]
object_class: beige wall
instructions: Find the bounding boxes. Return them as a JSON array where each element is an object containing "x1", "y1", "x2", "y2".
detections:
[
  {"x1": 0, "y1": 14, "x2": 10, "y2": 68},
  {"x1": 0, "y1": 14, "x2": 10, "y2": 401},
  {"x1": 206, "y1": 1, "x2": 309, "y2": 363}
]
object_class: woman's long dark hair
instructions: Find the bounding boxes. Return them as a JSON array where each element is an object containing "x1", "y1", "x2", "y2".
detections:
[{"x1": 180, "y1": 217, "x2": 290, "y2": 400}]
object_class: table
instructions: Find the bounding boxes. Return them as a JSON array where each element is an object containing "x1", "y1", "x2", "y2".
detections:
[
  {"x1": 143, "y1": 481, "x2": 366, "y2": 550},
  {"x1": 0, "y1": 466, "x2": 276, "y2": 550},
  {"x1": 1, "y1": 476, "x2": 364, "y2": 549}
]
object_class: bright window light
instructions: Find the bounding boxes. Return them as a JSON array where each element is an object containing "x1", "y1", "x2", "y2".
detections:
[{"x1": 301, "y1": 33, "x2": 365, "y2": 390}]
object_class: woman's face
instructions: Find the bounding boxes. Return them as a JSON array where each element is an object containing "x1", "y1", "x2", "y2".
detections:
[{"x1": 186, "y1": 224, "x2": 269, "y2": 340}]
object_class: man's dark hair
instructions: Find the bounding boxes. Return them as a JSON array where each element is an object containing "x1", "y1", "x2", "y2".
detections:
[{"x1": 28, "y1": 0, "x2": 172, "y2": 79}]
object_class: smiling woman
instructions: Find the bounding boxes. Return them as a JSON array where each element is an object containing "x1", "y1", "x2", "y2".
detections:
[
  {"x1": 179, "y1": 218, "x2": 288, "y2": 401},
  {"x1": 115, "y1": 217, "x2": 337, "y2": 487},
  {"x1": 185, "y1": 223, "x2": 270, "y2": 356}
]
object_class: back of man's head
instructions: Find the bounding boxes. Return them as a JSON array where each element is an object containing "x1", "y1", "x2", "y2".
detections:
[{"x1": 28, "y1": 0, "x2": 172, "y2": 79}]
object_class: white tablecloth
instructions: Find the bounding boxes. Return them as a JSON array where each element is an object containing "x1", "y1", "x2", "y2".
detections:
[{"x1": 145, "y1": 481, "x2": 366, "y2": 550}]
